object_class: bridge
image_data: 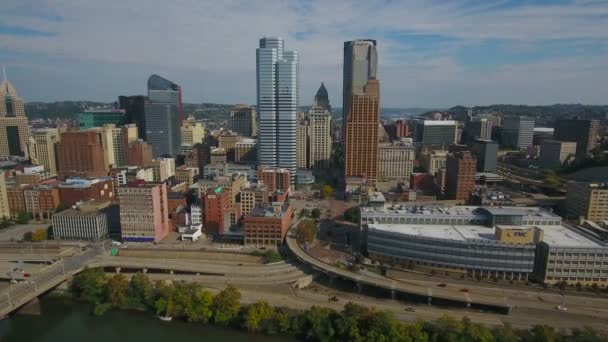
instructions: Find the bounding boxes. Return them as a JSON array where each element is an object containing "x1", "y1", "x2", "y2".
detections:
[{"x1": 285, "y1": 228, "x2": 512, "y2": 314}]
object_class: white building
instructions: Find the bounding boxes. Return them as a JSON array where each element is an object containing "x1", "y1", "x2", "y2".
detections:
[
  {"x1": 52, "y1": 201, "x2": 118, "y2": 241},
  {"x1": 378, "y1": 140, "x2": 414, "y2": 181}
]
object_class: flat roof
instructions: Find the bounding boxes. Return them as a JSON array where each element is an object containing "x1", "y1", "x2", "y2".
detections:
[{"x1": 368, "y1": 223, "x2": 603, "y2": 248}]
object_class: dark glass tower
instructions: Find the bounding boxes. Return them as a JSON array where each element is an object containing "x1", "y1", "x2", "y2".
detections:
[
  {"x1": 119, "y1": 95, "x2": 147, "y2": 140},
  {"x1": 144, "y1": 74, "x2": 183, "y2": 157}
]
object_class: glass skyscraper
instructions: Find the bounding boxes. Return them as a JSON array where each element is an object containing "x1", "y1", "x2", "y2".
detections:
[
  {"x1": 144, "y1": 74, "x2": 183, "y2": 157},
  {"x1": 256, "y1": 37, "x2": 299, "y2": 184},
  {"x1": 342, "y1": 39, "x2": 377, "y2": 134}
]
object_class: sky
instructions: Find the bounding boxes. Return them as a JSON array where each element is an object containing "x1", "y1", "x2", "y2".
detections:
[{"x1": 0, "y1": 0, "x2": 607, "y2": 108}]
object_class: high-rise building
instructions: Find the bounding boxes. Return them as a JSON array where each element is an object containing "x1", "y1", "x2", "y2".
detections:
[
  {"x1": 230, "y1": 105, "x2": 257, "y2": 137},
  {"x1": 28, "y1": 128, "x2": 60, "y2": 176},
  {"x1": 181, "y1": 115, "x2": 205, "y2": 145},
  {"x1": 118, "y1": 181, "x2": 169, "y2": 242},
  {"x1": 127, "y1": 140, "x2": 153, "y2": 167},
  {"x1": 384, "y1": 119, "x2": 410, "y2": 141},
  {"x1": 344, "y1": 79, "x2": 380, "y2": 183},
  {"x1": 148, "y1": 158, "x2": 175, "y2": 182},
  {"x1": 313, "y1": 82, "x2": 331, "y2": 112},
  {"x1": 57, "y1": 131, "x2": 109, "y2": 180},
  {"x1": 502, "y1": 116, "x2": 534, "y2": 150},
  {"x1": 119, "y1": 95, "x2": 147, "y2": 140},
  {"x1": 565, "y1": 182, "x2": 608, "y2": 221},
  {"x1": 145, "y1": 74, "x2": 182, "y2": 157},
  {"x1": 342, "y1": 39, "x2": 377, "y2": 137},
  {"x1": 466, "y1": 118, "x2": 492, "y2": 142},
  {"x1": 218, "y1": 131, "x2": 241, "y2": 161},
  {"x1": 0, "y1": 171, "x2": 10, "y2": 219},
  {"x1": 308, "y1": 108, "x2": 332, "y2": 169},
  {"x1": 378, "y1": 140, "x2": 415, "y2": 181},
  {"x1": 0, "y1": 78, "x2": 30, "y2": 159},
  {"x1": 296, "y1": 118, "x2": 309, "y2": 169},
  {"x1": 234, "y1": 138, "x2": 257, "y2": 162},
  {"x1": 471, "y1": 139, "x2": 498, "y2": 172},
  {"x1": 256, "y1": 37, "x2": 299, "y2": 184},
  {"x1": 52, "y1": 200, "x2": 119, "y2": 241},
  {"x1": 203, "y1": 187, "x2": 231, "y2": 234},
  {"x1": 540, "y1": 140, "x2": 577, "y2": 168},
  {"x1": 445, "y1": 151, "x2": 477, "y2": 202},
  {"x1": 420, "y1": 149, "x2": 448, "y2": 176},
  {"x1": 101, "y1": 124, "x2": 138, "y2": 167},
  {"x1": 554, "y1": 119, "x2": 599, "y2": 158},
  {"x1": 79, "y1": 109, "x2": 125, "y2": 129},
  {"x1": 24, "y1": 185, "x2": 60, "y2": 220},
  {"x1": 412, "y1": 120, "x2": 457, "y2": 148},
  {"x1": 257, "y1": 166, "x2": 291, "y2": 194}
]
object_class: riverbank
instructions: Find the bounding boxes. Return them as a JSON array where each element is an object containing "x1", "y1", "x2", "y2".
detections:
[{"x1": 63, "y1": 268, "x2": 607, "y2": 341}]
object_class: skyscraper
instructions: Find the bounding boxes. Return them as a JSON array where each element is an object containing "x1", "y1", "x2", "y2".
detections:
[
  {"x1": 145, "y1": 74, "x2": 182, "y2": 157},
  {"x1": 344, "y1": 79, "x2": 380, "y2": 182},
  {"x1": 308, "y1": 108, "x2": 332, "y2": 169},
  {"x1": 28, "y1": 128, "x2": 60, "y2": 176},
  {"x1": 342, "y1": 39, "x2": 377, "y2": 137},
  {"x1": 57, "y1": 131, "x2": 109, "y2": 180},
  {"x1": 313, "y1": 82, "x2": 331, "y2": 112},
  {"x1": 445, "y1": 151, "x2": 477, "y2": 202},
  {"x1": 412, "y1": 120, "x2": 457, "y2": 148},
  {"x1": 119, "y1": 95, "x2": 147, "y2": 140},
  {"x1": 256, "y1": 37, "x2": 299, "y2": 184},
  {"x1": 553, "y1": 119, "x2": 599, "y2": 158},
  {"x1": 471, "y1": 139, "x2": 498, "y2": 172},
  {"x1": 230, "y1": 105, "x2": 257, "y2": 137},
  {"x1": 0, "y1": 78, "x2": 30, "y2": 159},
  {"x1": 502, "y1": 116, "x2": 534, "y2": 150}
]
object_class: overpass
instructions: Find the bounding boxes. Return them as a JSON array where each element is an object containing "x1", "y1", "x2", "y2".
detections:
[{"x1": 285, "y1": 228, "x2": 512, "y2": 314}]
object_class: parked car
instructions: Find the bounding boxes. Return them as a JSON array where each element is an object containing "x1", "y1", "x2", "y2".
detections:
[{"x1": 555, "y1": 305, "x2": 567, "y2": 312}]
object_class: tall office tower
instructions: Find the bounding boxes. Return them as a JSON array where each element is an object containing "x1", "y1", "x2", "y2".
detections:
[
  {"x1": 540, "y1": 140, "x2": 577, "y2": 168},
  {"x1": 313, "y1": 82, "x2": 331, "y2": 111},
  {"x1": 471, "y1": 139, "x2": 498, "y2": 172},
  {"x1": 344, "y1": 79, "x2": 380, "y2": 182},
  {"x1": 445, "y1": 151, "x2": 477, "y2": 202},
  {"x1": 79, "y1": 109, "x2": 125, "y2": 129},
  {"x1": 342, "y1": 39, "x2": 377, "y2": 138},
  {"x1": 57, "y1": 131, "x2": 109, "y2": 180},
  {"x1": 465, "y1": 118, "x2": 492, "y2": 142},
  {"x1": 0, "y1": 78, "x2": 30, "y2": 159},
  {"x1": 0, "y1": 171, "x2": 10, "y2": 219},
  {"x1": 181, "y1": 115, "x2": 205, "y2": 145},
  {"x1": 127, "y1": 140, "x2": 153, "y2": 167},
  {"x1": 119, "y1": 95, "x2": 147, "y2": 140},
  {"x1": 230, "y1": 105, "x2": 257, "y2": 137},
  {"x1": 501, "y1": 116, "x2": 534, "y2": 150},
  {"x1": 378, "y1": 140, "x2": 415, "y2": 181},
  {"x1": 118, "y1": 181, "x2": 169, "y2": 242},
  {"x1": 554, "y1": 119, "x2": 599, "y2": 158},
  {"x1": 565, "y1": 182, "x2": 608, "y2": 221},
  {"x1": 412, "y1": 120, "x2": 457, "y2": 148},
  {"x1": 28, "y1": 128, "x2": 60, "y2": 176},
  {"x1": 145, "y1": 74, "x2": 182, "y2": 157},
  {"x1": 256, "y1": 37, "x2": 299, "y2": 184},
  {"x1": 308, "y1": 108, "x2": 332, "y2": 169},
  {"x1": 296, "y1": 118, "x2": 309, "y2": 169},
  {"x1": 101, "y1": 124, "x2": 138, "y2": 167}
]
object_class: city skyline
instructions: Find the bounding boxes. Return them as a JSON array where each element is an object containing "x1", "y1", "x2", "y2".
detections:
[{"x1": 1, "y1": 1, "x2": 607, "y2": 107}]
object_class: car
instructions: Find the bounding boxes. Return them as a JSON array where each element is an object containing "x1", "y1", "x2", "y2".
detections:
[
  {"x1": 555, "y1": 305, "x2": 567, "y2": 312},
  {"x1": 460, "y1": 288, "x2": 469, "y2": 293},
  {"x1": 404, "y1": 307, "x2": 416, "y2": 312},
  {"x1": 437, "y1": 283, "x2": 447, "y2": 287},
  {"x1": 23, "y1": 273, "x2": 30, "y2": 278}
]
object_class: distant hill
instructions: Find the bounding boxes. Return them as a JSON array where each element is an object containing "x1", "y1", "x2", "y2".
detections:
[
  {"x1": 423, "y1": 104, "x2": 608, "y2": 124},
  {"x1": 26, "y1": 101, "x2": 434, "y2": 122}
]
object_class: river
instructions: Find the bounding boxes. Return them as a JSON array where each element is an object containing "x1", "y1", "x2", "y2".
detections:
[{"x1": 0, "y1": 296, "x2": 292, "y2": 342}]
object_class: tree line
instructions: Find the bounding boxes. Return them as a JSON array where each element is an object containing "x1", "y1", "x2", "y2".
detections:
[{"x1": 69, "y1": 268, "x2": 607, "y2": 342}]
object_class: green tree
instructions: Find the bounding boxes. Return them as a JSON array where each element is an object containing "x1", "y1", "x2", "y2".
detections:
[
  {"x1": 461, "y1": 317, "x2": 495, "y2": 342},
  {"x1": 105, "y1": 274, "x2": 129, "y2": 308},
  {"x1": 299, "y1": 209, "x2": 310, "y2": 218},
  {"x1": 343, "y1": 207, "x2": 360, "y2": 223},
  {"x1": 321, "y1": 185, "x2": 334, "y2": 199},
  {"x1": 186, "y1": 287, "x2": 214, "y2": 323},
  {"x1": 493, "y1": 324, "x2": 520, "y2": 342},
  {"x1": 22, "y1": 231, "x2": 33, "y2": 242},
  {"x1": 297, "y1": 220, "x2": 317, "y2": 244},
  {"x1": 265, "y1": 307, "x2": 293, "y2": 335},
  {"x1": 153, "y1": 281, "x2": 175, "y2": 317},
  {"x1": 263, "y1": 250, "x2": 282, "y2": 263},
  {"x1": 70, "y1": 267, "x2": 107, "y2": 305},
  {"x1": 543, "y1": 175, "x2": 560, "y2": 187},
  {"x1": 300, "y1": 306, "x2": 337, "y2": 342},
  {"x1": 311, "y1": 208, "x2": 322, "y2": 219},
  {"x1": 14, "y1": 212, "x2": 29, "y2": 224},
  {"x1": 212, "y1": 285, "x2": 241, "y2": 325},
  {"x1": 127, "y1": 272, "x2": 154, "y2": 309},
  {"x1": 242, "y1": 300, "x2": 275, "y2": 332},
  {"x1": 525, "y1": 325, "x2": 557, "y2": 342},
  {"x1": 0, "y1": 216, "x2": 13, "y2": 229}
]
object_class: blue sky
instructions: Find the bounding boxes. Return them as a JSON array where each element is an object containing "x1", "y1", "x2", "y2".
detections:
[{"x1": 0, "y1": 0, "x2": 607, "y2": 107}]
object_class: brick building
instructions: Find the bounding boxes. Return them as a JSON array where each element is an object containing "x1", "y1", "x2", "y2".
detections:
[
  {"x1": 58, "y1": 177, "x2": 114, "y2": 207},
  {"x1": 445, "y1": 151, "x2": 477, "y2": 202},
  {"x1": 244, "y1": 202, "x2": 293, "y2": 247},
  {"x1": 57, "y1": 131, "x2": 109, "y2": 180}
]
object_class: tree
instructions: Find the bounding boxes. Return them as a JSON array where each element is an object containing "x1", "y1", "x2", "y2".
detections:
[
  {"x1": 212, "y1": 285, "x2": 241, "y2": 325},
  {"x1": 297, "y1": 220, "x2": 317, "y2": 244},
  {"x1": 105, "y1": 274, "x2": 129, "y2": 308},
  {"x1": 311, "y1": 208, "x2": 322, "y2": 219},
  {"x1": 242, "y1": 300, "x2": 275, "y2": 332},
  {"x1": 300, "y1": 306, "x2": 337, "y2": 341},
  {"x1": 31, "y1": 229, "x2": 48, "y2": 242},
  {"x1": 543, "y1": 175, "x2": 560, "y2": 187},
  {"x1": 14, "y1": 212, "x2": 29, "y2": 224},
  {"x1": 186, "y1": 287, "x2": 214, "y2": 323},
  {"x1": 525, "y1": 325, "x2": 557, "y2": 342},
  {"x1": 70, "y1": 267, "x2": 107, "y2": 305},
  {"x1": 262, "y1": 250, "x2": 282, "y2": 263},
  {"x1": 0, "y1": 216, "x2": 13, "y2": 229},
  {"x1": 127, "y1": 272, "x2": 154, "y2": 309},
  {"x1": 321, "y1": 185, "x2": 334, "y2": 199},
  {"x1": 343, "y1": 207, "x2": 360, "y2": 223},
  {"x1": 299, "y1": 209, "x2": 310, "y2": 219},
  {"x1": 22, "y1": 231, "x2": 33, "y2": 242}
]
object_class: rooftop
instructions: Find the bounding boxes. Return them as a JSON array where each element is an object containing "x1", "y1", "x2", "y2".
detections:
[
  {"x1": 249, "y1": 202, "x2": 290, "y2": 218},
  {"x1": 362, "y1": 204, "x2": 559, "y2": 219}
]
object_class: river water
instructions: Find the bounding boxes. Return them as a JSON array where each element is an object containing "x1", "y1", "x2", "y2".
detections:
[{"x1": 0, "y1": 297, "x2": 291, "y2": 342}]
